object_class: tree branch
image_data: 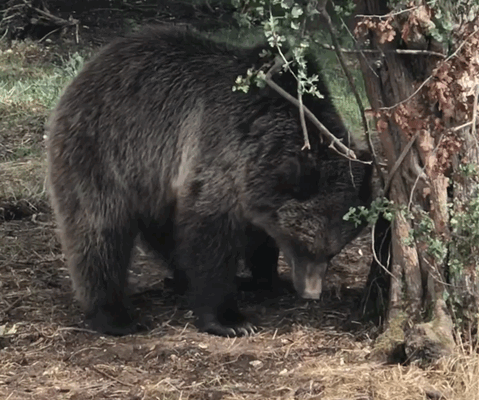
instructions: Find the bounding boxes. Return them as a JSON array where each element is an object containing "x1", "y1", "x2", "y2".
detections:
[
  {"x1": 271, "y1": 43, "x2": 311, "y2": 151},
  {"x1": 318, "y1": 1, "x2": 385, "y2": 185},
  {"x1": 355, "y1": 6, "x2": 420, "y2": 19},
  {"x1": 263, "y1": 53, "x2": 356, "y2": 158},
  {"x1": 318, "y1": 43, "x2": 446, "y2": 58},
  {"x1": 297, "y1": 84, "x2": 311, "y2": 151},
  {"x1": 264, "y1": 76, "x2": 356, "y2": 159}
]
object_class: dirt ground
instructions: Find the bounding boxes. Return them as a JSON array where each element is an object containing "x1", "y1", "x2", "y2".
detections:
[
  {"x1": 1, "y1": 1, "x2": 478, "y2": 399},
  {"x1": 0, "y1": 210, "x2": 379, "y2": 400}
]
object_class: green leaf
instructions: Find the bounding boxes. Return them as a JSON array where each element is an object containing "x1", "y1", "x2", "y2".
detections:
[{"x1": 291, "y1": 5, "x2": 303, "y2": 18}]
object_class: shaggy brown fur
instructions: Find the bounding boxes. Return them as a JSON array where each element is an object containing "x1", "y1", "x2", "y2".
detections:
[{"x1": 46, "y1": 25, "x2": 372, "y2": 337}]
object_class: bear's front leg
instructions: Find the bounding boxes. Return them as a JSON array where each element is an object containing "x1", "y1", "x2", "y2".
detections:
[{"x1": 175, "y1": 211, "x2": 256, "y2": 337}]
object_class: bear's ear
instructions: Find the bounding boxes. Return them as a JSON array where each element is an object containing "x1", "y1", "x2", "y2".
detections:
[
  {"x1": 273, "y1": 156, "x2": 323, "y2": 200},
  {"x1": 273, "y1": 157, "x2": 302, "y2": 194},
  {"x1": 274, "y1": 157, "x2": 318, "y2": 198}
]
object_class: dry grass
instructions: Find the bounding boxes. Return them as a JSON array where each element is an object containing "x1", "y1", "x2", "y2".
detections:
[
  {"x1": 298, "y1": 352, "x2": 479, "y2": 400},
  {"x1": 0, "y1": 158, "x2": 47, "y2": 201},
  {"x1": 1, "y1": 215, "x2": 477, "y2": 400}
]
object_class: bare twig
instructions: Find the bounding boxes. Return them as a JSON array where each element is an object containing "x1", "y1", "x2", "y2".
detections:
[
  {"x1": 57, "y1": 326, "x2": 101, "y2": 334},
  {"x1": 355, "y1": 5, "x2": 420, "y2": 19},
  {"x1": 406, "y1": 167, "x2": 426, "y2": 212},
  {"x1": 87, "y1": 8, "x2": 125, "y2": 13},
  {"x1": 472, "y1": 84, "x2": 479, "y2": 153},
  {"x1": 264, "y1": 51, "x2": 290, "y2": 79},
  {"x1": 318, "y1": 44, "x2": 446, "y2": 58},
  {"x1": 204, "y1": 0, "x2": 215, "y2": 13},
  {"x1": 318, "y1": 1, "x2": 384, "y2": 184},
  {"x1": 450, "y1": 121, "x2": 473, "y2": 132},
  {"x1": 0, "y1": 27, "x2": 8, "y2": 41},
  {"x1": 38, "y1": 27, "x2": 60, "y2": 43},
  {"x1": 473, "y1": 84, "x2": 479, "y2": 133},
  {"x1": 371, "y1": 222, "x2": 395, "y2": 279},
  {"x1": 297, "y1": 85, "x2": 311, "y2": 151},
  {"x1": 91, "y1": 365, "x2": 134, "y2": 387},
  {"x1": 1, "y1": 297, "x2": 23, "y2": 314},
  {"x1": 74, "y1": 17, "x2": 79, "y2": 44},
  {"x1": 408, "y1": 133, "x2": 444, "y2": 211},
  {"x1": 383, "y1": 131, "x2": 420, "y2": 196},
  {"x1": 390, "y1": 49, "x2": 446, "y2": 58}
]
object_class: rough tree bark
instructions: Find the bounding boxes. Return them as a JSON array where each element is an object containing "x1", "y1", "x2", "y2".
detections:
[{"x1": 354, "y1": 0, "x2": 479, "y2": 361}]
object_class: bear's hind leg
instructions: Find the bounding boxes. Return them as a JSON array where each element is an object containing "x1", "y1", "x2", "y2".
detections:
[
  {"x1": 60, "y1": 220, "x2": 139, "y2": 336},
  {"x1": 240, "y1": 225, "x2": 280, "y2": 292},
  {"x1": 242, "y1": 226, "x2": 295, "y2": 296},
  {"x1": 138, "y1": 218, "x2": 189, "y2": 295}
]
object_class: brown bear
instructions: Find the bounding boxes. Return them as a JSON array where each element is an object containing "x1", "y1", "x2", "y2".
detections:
[{"x1": 46, "y1": 25, "x2": 372, "y2": 337}]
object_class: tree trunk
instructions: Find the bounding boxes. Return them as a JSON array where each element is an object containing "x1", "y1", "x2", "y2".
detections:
[{"x1": 352, "y1": 0, "x2": 479, "y2": 361}]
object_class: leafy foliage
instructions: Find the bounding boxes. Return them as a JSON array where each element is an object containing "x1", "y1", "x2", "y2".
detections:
[
  {"x1": 343, "y1": 197, "x2": 403, "y2": 227},
  {"x1": 231, "y1": 1, "x2": 325, "y2": 99}
]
